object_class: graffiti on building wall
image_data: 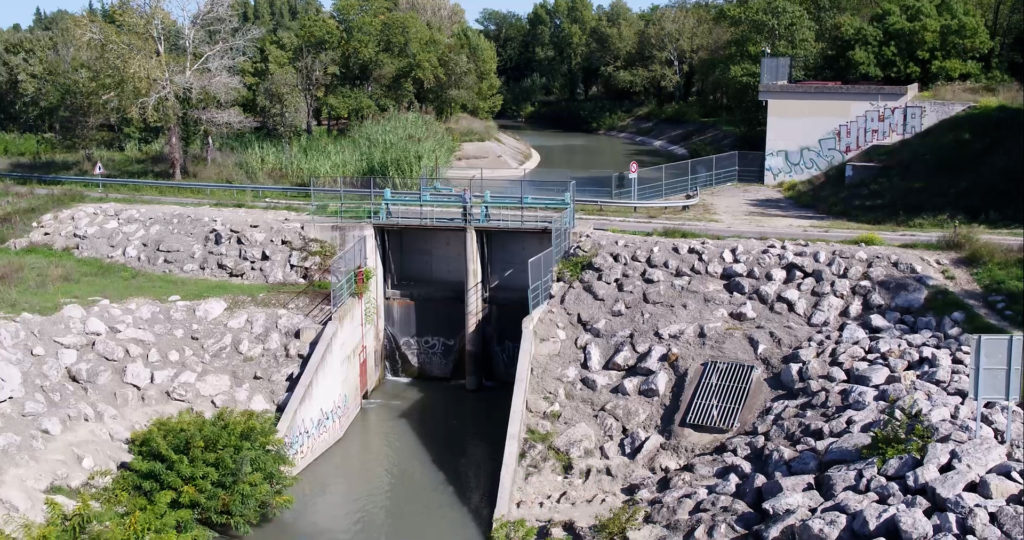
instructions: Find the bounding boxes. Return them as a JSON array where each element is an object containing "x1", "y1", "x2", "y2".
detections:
[
  {"x1": 766, "y1": 104, "x2": 925, "y2": 182},
  {"x1": 284, "y1": 392, "x2": 352, "y2": 459}
]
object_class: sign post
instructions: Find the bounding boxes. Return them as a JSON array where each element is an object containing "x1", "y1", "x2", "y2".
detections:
[
  {"x1": 628, "y1": 161, "x2": 638, "y2": 200},
  {"x1": 970, "y1": 334, "x2": 1023, "y2": 443}
]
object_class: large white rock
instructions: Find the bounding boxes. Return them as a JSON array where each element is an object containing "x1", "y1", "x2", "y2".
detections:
[
  {"x1": 195, "y1": 298, "x2": 228, "y2": 322},
  {"x1": 0, "y1": 361, "x2": 24, "y2": 402},
  {"x1": 122, "y1": 362, "x2": 152, "y2": 389},
  {"x1": 84, "y1": 317, "x2": 108, "y2": 336},
  {"x1": 196, "y1": 373, "x2": 232, "y2": 397}
]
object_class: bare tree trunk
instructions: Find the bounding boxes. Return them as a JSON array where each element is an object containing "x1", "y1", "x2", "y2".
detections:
[
  {"x1": 206, "y1": 134, "x2": 214, "y2": 166},
  {"x1": 305, "y1": 100, "x2": 314, "y2": 135},
  {"x1": 168, "y1": 122, "x2": 183, "y2": 180}
]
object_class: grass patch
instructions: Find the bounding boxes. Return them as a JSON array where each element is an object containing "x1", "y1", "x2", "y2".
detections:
[
  {"x1": 0, "y1": 247, "x2": 293, "y2": 315},
  {"x1": 922, "y1": 288, "x2": 1007, "y2": 334},
  {"x1": 593, "y1": 500, "x2": 646, "y2": 540},
  {"x1": 556, "y1": 253, "x2": 594, "y2": 282},
  {"x1": 446, "y1": 114, "x2": 498, "y2": 142},
  {"x1": 781, "y1": 105, "x2": 1024, "y2": 228},
  {"x1": 525, "y1": 428, "x2": 554, "y2": 445},
  {"x1": 917, "y1": 82, "x2": 1023, "y2": 106},
  {"x1": 844, "y1": 233, "x2": 886, "y2": 246},
  {"x1": 607, "y1": 226, "x2": 722, "y2": 240},
  {"x1": 0, "y1": 185, "x2": 86, "y2": 245}
]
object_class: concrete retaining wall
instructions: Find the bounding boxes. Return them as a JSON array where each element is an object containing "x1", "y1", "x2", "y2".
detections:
[
  {"x1": 492, "y1": 305, "x2": 547, "y2": 522},
  {"x1": 276, "y1": 226, "x2": 384, "y2": 473}
]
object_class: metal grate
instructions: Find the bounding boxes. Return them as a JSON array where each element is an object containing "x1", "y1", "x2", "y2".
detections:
[{"x1": 685, "y1": 361, "x2": 758, "y2": 431}]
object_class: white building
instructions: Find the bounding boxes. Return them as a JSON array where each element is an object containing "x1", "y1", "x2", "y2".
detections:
[{"x1": 758, "y1": 58, "x2": 970, "y2": 185}]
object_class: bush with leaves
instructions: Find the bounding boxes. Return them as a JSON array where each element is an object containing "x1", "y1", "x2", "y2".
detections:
[
  {"x1": 11, "y1": 409, "x2": 294, "y2": 539},
  {"x1": 863, "y1": 403, "x2": 935, "y2": 466},
  {"x1": 593, "y1": 500, "x2": 646, "y2": 540},
  {"x1": 490, "y1": 517, "x2": 538, "y2": 540},
  {"x1": 114, "y1": 409, "x2": 294, "y2": 534}
]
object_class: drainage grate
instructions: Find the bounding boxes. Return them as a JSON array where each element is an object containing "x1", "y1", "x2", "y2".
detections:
[{"x1": 684, "y1": 361, "x2": 758, "y2": 431}]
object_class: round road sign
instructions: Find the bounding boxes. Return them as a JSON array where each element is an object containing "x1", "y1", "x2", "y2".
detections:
[{"x1": 629, "y1": 161, "x2": 638, "y2": 174}]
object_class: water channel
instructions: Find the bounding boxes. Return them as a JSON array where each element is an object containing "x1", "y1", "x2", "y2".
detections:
[{"x1": 250, "y1": 124, "x2": 679, "y2": 540}]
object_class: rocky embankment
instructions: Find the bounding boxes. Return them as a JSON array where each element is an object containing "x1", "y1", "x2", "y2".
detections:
[
  {"x1": 8, "y1": 203, "x2": 326, "y2": 283},
  {"x1": 0, "y1": 297, "x2": 318, "y2": 522},
  {"x1": 513, "y1": 231, "x2": 1023, "y2": 540}
]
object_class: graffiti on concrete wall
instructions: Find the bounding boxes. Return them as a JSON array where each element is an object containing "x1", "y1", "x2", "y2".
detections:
[
  {"x1": 766, "y1": 104, "x2": 925, "y2": 182},
  {"x1": 492, "y1": 340, "x2": 520, "y2": 380},
  {"x1": 400, "y1": 336, "x2": 457, "y2": 377},
  {"x1": 765, "y1": 137, "x2": 846, "y2": 183},
  {"x1": 284, "y1": 393, "x2": 352, "y2": 459}
]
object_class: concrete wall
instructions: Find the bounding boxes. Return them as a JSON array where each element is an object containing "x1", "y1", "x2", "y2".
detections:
[
  {"x1": 492, "y1": 305, "x2": 546, "y2": 522},
  {"x1": 760, "y1": 83, "x2": 971, "y2": 184},
  {"x1": 276, "y1": 226, "x2": 384, "y2": 473},
  {"x1": 386, "y1": 228, "x2": 466, "y2": 291}
]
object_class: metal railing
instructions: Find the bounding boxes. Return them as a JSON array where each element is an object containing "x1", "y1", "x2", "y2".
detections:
[
  {"x1": 310, "y1": 176, "x2": 575, "y2": 230},
  {"x1": 330, "y1": 240, "x2": 368, "y2": 311},
  {"x1": 622, "y1": 151, "x2": 764, "y2": 201},
  {"x1": 444, "y1": 151, "x2": 765, "y2": 203},
  {"x1": 526, "y1": 207, "x2": 574, "y2": 311}
]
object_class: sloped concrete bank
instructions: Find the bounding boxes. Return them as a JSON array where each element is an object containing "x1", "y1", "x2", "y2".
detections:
[
  {"x1": 275, "y1": 225, "x2": 386, "y2": 472},
  {"x1": 502, "y1": 231, "x2": 1023, "y2": 539}
]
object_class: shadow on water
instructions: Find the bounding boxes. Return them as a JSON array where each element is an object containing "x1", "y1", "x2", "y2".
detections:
[{"x1": 400, "y1": 379, "x2": 513, "y2": 537}]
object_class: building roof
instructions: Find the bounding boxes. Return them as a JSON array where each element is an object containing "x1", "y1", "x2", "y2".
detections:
[{"x1": 758, "y1": 82, "x2": 917, "y2": 96}]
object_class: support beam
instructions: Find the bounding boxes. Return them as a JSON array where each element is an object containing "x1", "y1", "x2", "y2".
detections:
[{"x1": 465, "y1": 226, "x2": 484, "y2": 390}]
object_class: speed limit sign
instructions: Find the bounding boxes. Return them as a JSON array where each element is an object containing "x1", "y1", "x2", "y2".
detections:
[{"x1": 628, "y1": 161, "x2": 638, "y2": 180}]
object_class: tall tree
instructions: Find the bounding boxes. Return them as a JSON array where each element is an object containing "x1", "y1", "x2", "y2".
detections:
[{"x1": 94, "y1": 0, "x2": 261, "y2": 179}]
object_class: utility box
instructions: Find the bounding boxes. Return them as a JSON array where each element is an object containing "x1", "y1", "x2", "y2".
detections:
[{"x1": 760, "y1": 56, "x2": 791, "y2": 85}]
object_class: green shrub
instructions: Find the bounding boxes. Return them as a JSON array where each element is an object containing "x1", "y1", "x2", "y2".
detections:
[
  {"x1": 0, "y1": 132, "x2": 57, "y2": 157},
  {"x1": 490, "y1": 518, "x2": 538, "y2": 540},
  {"x1": 847, "y1": 233, "x2": 886, "y2": 246},
  {"x1": 593, "y1": 501, "x2": 646, "y2": 540},
  {"x1": 922, "y1": 288, "x2": 1007, "y2": 334},
  {"x1": 12, "y1": 409, "x2": 293, "y2": 538},
  {"x1": 114, "y1": 409, "x2": 294, "y2": 535},
  {"x1": 864, "y1": 404, "x2": 935, "y2": 467},
  {"x1": 556, "y1": 253, "x2": 594, "y2": 282}
]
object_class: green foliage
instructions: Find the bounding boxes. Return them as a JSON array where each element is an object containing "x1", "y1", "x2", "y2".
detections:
[
  {"x1": 490, "y1": 518, "x2": 538, "y2": 540},
  {"x1": 228, "y1": 112, "x2": 456, "y2": 184},
  {"x1": 0, "y1": 132, "x2": 57, "y2": 157},
  {"x1": 922, "y1": 288, "x2": 1007, "y2": 334},
  {"x1": 446, "y1": 114, "x2": 498, "y2": 142},
  {"x1": 556, "y1": 253, "x2": 594, "y2": 282},
  {"x1": 864, "y1": 403, "x2": 935, "y2": 466},
  {"x1": 783, "y1": 105, "x2": 1024, "y2": 228},
  {"x1": 846, "y1": 233, "x2": 887, "y2": 246},
  {"x1": 14, "y1": 410, "x2": 294, "y2": 538},
  {"x1": 0, "y1": 247, "x2": 288, "y2": 316},
  {"x1": 353, "y1": 266, "x2": 375, "y2": 298},
  {"x1": 549, "y1": 447, "x2": 573, "y2": 475},
  {"x1": 525, "y1": 428, "x2": 554, "y2": 445},
  {"x1": 115, "y1": 409, "x2": 294, "y2": 535},
  {"x1": 593, "y1": 500, "x2": 646, "y2": 540}
]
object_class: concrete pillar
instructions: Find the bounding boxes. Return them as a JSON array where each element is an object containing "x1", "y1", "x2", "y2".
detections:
[{"x1": 465, "y1": 226, "x2": 484, "y2": 390}]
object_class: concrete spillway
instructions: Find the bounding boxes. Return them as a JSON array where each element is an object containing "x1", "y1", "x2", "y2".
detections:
[{"x1": 261, "y1": 223, "x2": 552, "y2": 538}]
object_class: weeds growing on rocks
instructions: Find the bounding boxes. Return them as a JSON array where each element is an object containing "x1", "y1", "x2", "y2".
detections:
[
  {"x1": 864, "y1": 404, "x2": 935, "y2": 467},
  {"x1": 490, "y1": 518, "x2": 538, "y2": 540},
  {"x1": 556, "y1": 254, "x2": 594, "y2": 282},
  {"x1": 593, "y1": 500, "x2": 646, "y2": 540}
]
